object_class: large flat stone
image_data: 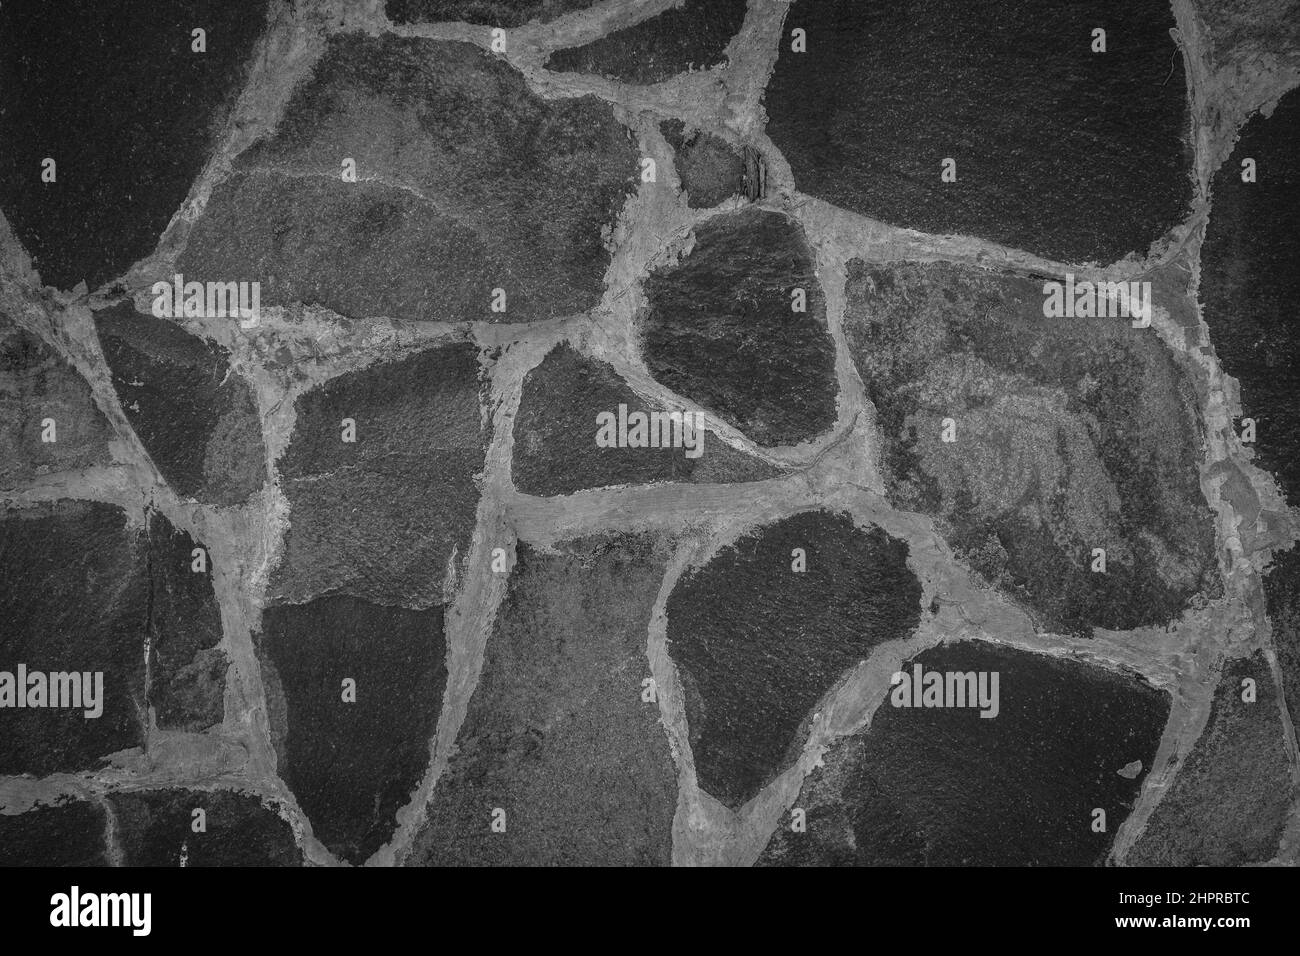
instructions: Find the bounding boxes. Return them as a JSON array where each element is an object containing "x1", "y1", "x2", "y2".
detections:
[
  {"x1": 260, "y1": 596, "x2": 446, "y2": 865},
  {"x1": 270, "y1": 342, "x2": 487, "y2": 608},
  {"x1": 95, "y1": 303, "x2": 265, "y2": 506},
  {"x1": 667, "y1": 511, "x2": 922, "y2": 810},
  {"x1": 640, "y1": 208, "x2": 838, "y2": 448},
  {"x1": 412, "y1": 535, "x2": 677, "y2": 865},
  {"x1": 843, "y1": 260, "x2": 1219, "y2": 636},
  {"x1": 764, "y1": 0, "x2": 1192, "y2": 263},
  {"x1": 0, "y1": 0, "x2": 268, "y2": 289},
  {"x1": 512, "y1": 342, "x2": 780, "y2": 496},
  {"x1": 180, "y1": 34, "x2": 637, "y2": 323},
  {"x1": 759, "y1": 642, "x2": 1170, "y2": 866}
]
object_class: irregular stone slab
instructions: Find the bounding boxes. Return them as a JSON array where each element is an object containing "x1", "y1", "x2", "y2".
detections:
[
  {"x1": 667, "y1": 511, "x2": 922, "y2": 810},
  {"x1": 546, "y1": 0, "x2": 748, "y2": 85},
  {"x1": 385, "y1": 0, "x2": 599, "y2": 27},
  {"x1": 260, "y1": 597, "x2": 447, "y2": 865},
  {"x1": 1128, "y1": 653, "x2": 1293, "y2": 865},
  {"x1": 271, "y1": 342, "x2": 487, "y2": 608},
  {"x1": 144, "y1": 513, "x2": 227, "y2": 733},
  {"x1": 180, "y1": 34, "x2": 637, "y2": 323},
  {"x1": 765, "y1": 0, "x2": 1192, "y2": 264},
  {"x1": 640, "y1": 208, "x2": 838, "y2": 447},
  {"x1": 843, "y1": 260, "x2": 1219, "y2": 637},
  {"x1": 411, "y1": 535, "x2": 677, "y2": 865},
  {"x1": 0, "y1": 0, "x2": 268, "y2": 290},
  {"x1": 512, "y1": 343, "x2": 780, "y2": 496},
  {"x1": 661, "y1": 120, "x2": 756, "y2": 208},
  {"x1": 0, "y1": 800, "x2": 109, "y2": 866},
  {"x1": 0, "y1": 501, "x2": 148, "y2": 775},
  {"x1": 1200, "y1": 88, "x2": 1300, "y2": 505},
  {"x1": 108, "y1": 788, "x2": 301, "y2": 866},
  {"x1": 94, "y1": 302, "x2": 265, "y2": 506},
  {"x1": 0, "y1": 315, "x2": 113, "y2": 489},
  {"x1": 759, "y1": 642, "x2": 1170, "y2": 866},
  {"x1": 0, "y1": 501, "x2": 229, "y2": 774}
]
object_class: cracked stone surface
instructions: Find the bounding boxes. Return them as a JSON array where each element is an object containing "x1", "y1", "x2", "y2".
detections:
[
  {"x1": 270, "y1": 341, "x2": 488, "y2": 608},
  {"x1": 94, "y1": 302, "x2": 266, "y2": 506},
  {"x1": 180, "y1": 33, "x2": 638, "y2": 324},
  {"x1": 0, "y1": 501, "x2": 229, "y2": 776},
  {"x1": 2, "y1": 0, "x2": 1299, "y2": 872}
]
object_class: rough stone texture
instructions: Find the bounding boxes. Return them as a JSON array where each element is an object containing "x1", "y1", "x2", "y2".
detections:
[
  {"x1": 144, "y1": 512, "x2": 227, "y2": 733},
  {"x1": 0, "y1": 501, "x2": 148, "y2": 775},
  {"x1": 1128, "y1": 653, "x2": 1293, "y2": 865},
  {"x1": 385, "y1": 0, "x2": 599, "y2": 27},
  {"x1": 667, "y1": 511, "x2": 922, "y2": 810},
  {"x1": 1200, "y1": 88, "x2": 1300, "y2": 505},
  {"x1": 546, "y1": 0, "x2": 749, "y2": 85},
  {"x1": 1264, "y1": 547, "x2": 1300, "y2": 736},
  {"x1": 765, "y1": 0, "x2": 1193, "y2": 264},
  {"x1": 0, "y1": 501, "x2": 229, "y2": 776},
  {"x1": 843, "y1": 260, "x2": 1220, "y2": 636},
  {"x1": 641, "y1": 207, "x2": 838, "y2": 447},
  {"x1": 661, "y1": 119, "x2": 747, "y2": 208},
  {"x1": 180, "y1": 34, "x2": 637, "y2": 324},
  {"x1": 1, "y1": 0, "x2": 1294, "y2": 878},
  {"x1": 759, "y1": 642, "x2": 1170, "y2": 866},
  {"x1": 1193, "y1": 0, "x2": 1300, "y2": 68},
  {"x1": 0, "y1": 315, "x2": 114, "y2": 490},
  {"x1": 512, "y1": 342, "x2": 780, "y2": 495},
  {"x1": 260, "y1": 596, "x2": 447, "y2": 865},
  {"x1": 271, "y1": 342, "x2": 488, "y2": 608},
  {"x1": 0, "y1": 0, "x2": 268, "y2": 290},
  {"x1": 108, "y1": 788, "x2": 301, "y2": 866},
  {"x1": 412, "y1": 535, "x2": 677, "y2": 865},
  {"x1": 0, "y1": 800, "x2": 109, "y2": 866},
  {"x1": 94, "y1": 302, "x2": 266, "y2": 505}
]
